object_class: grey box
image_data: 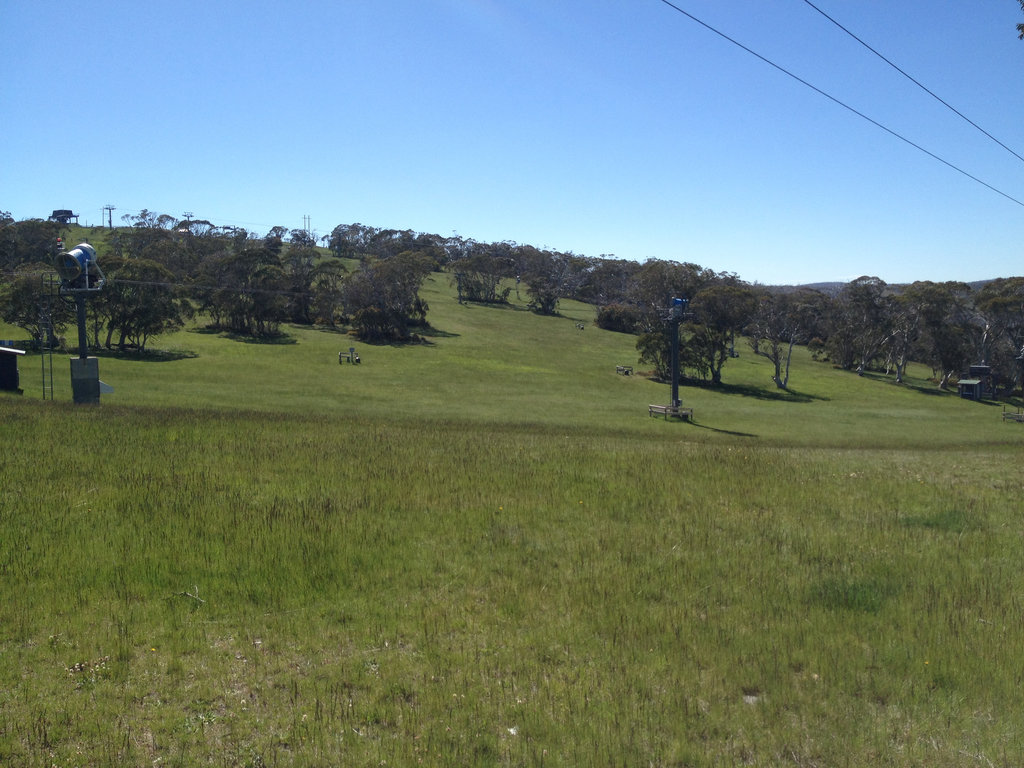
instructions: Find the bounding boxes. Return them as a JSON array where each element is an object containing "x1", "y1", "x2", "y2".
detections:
[{"x1": 70, "y1": 357, "x2": 100, "y2": 404}]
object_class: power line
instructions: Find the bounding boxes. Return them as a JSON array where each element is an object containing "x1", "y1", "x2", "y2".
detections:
[
  {"x1": 798, "y1": 0, "x2": 1024, "y2": 166},
  {"x1": 654, "y1": 0, "x2": 1024, "y2": 209}
]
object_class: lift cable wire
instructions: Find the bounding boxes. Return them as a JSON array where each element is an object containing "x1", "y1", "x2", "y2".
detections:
[
  {"x1": 654, "y1": 0, "x2": 1024, "y2": 209},
  {"x1": 799, "y1": 0, "x2": 1024, "y2": 166}
]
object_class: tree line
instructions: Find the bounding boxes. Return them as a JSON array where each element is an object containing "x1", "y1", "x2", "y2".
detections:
[{"x1": 2, "y1": 210, "x2": 1023, "y2": 395}]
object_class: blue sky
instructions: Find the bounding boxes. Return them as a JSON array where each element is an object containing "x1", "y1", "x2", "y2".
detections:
[{"x1": 3, "y1": 0, "x2": 1022, "y2": 285}]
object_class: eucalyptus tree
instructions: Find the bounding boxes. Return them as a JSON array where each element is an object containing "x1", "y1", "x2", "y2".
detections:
[
  {"x1": 973, "y1": 277, "x2": 1024, "y2": 392},
  {"x1": 0, "y1": 217, "x2": 62, "y2": 270},
  {"x1": 449, "y1": 252, "x2": 512, "y2": 304},
  {"x1": 94, "y1": 256, "x2": 192, "y2": 351},
  {"x1": 341, "y1": 251, "x2": 431, "y2": 341},
  {"x1": 517, "y1": 247, "x2": 566, "y2": 315},
  {"x1": 0, "y1": 263, "x2": 74, "y2": 345},
  {"x1": 826, "y1": 276, "x2": 895, "y2": 373},
  {"x1": 283, "y1": 243, "x2": 319, "y2": 324},
  {"x1": 686, "y1": 279, "x2": 758, "y2": 385},
  {"x1": 747, "y1": 288, "x2": 824, "y2": 388},
  {"x1": 310, "y1": 259, "x2": 347, "y2": 327},
  {"x1": 632, "y1": 260, "x2": 714, "y2": 381},
  {"x1": 890, "y1": 281, "x2": 973, "y2": 388},
  {"x1": 199, "y1": 243, "x2": 288, "y2": 336}
]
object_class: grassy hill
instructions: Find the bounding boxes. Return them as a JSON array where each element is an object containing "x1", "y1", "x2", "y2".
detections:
[
  {"x1": 2, "y1": 268, "x2": 1024, "y2": 767},
  {"x1": 7, "y1": 265, "x2": 1018, "y2": 448}
]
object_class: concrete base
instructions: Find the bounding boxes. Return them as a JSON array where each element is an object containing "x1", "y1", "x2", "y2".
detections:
[{"x1": 70, "y1": 357, "x2": 100, "y2": 404}]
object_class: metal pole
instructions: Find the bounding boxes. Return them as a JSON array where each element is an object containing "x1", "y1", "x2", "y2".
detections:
[
  {"x1": 670, "y1": 297, "x2": 688, "y2": 408},
  {"x1": 671, "y1": 313, "x2": 680, "y2": 407},
  {"x1": 76, "y1": 294, "x2": 88, "y2": 359}
]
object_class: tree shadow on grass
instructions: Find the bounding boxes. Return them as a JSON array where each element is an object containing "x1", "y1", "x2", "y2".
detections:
[
  {"x1": 188, "y1": 326, "x2": 297, "y2": 345},
  {"x1": 687, "y1": 421, "x2": 758, "y2": 438},
  {"x1": 712, "y1": 382, "x2": 828, "y2": 403},
  {"x1": 228, "y1": 332, "x2": 297, "y2": 345},
  {"x1": 310, "y1": 325, "x2": 354, "y2": 335},
  {"x1": 94, "y1": 348, "x2": 199, "y2": 362},
  {"x1": 458, "y1": 299, "x2": 520, "y2": 311},
  {"x1": 351, "y1": 333, "x2": 437, "y2": 348},
  {"x1": 901, "y1": 384, "x2": 948, "y2": 397},
  {"x1": 857, "y1": 371, "x2": 960, "y2": 398},
  {"x1": 418, "y1": 326, "x2": 459, "y2": 339}
]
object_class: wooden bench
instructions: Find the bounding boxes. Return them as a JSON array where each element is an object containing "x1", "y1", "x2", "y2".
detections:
[
  {"x1": 339, "y1": 351, "x2": 361, "y2": 364},
  {"x1": 648, "y1": 404, "x2": 693, "y2": 420},
  {"x1": 616, "y1": 365, "x2": 633, "y2": 375}
]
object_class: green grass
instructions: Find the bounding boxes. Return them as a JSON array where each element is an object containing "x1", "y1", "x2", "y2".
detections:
[{"x1": 2, "y1": 272, "x2": 1024, "y2": 766}]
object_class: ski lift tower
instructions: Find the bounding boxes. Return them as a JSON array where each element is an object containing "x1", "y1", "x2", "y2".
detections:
[
  {"x1": 648, "y1": 297, "x2": 694, "y2": 420},
  {"x1": 54, "y1": 244, "x2": 106, "y2": 404},
  {"x1": 669, "y1": 296, "x2": 689, "y2": 408}
]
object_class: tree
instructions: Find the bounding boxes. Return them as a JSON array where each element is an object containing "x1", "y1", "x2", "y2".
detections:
[
  {"x1": 329, "y1": 223, "x2": 379, "y2": 259},
  {"x1": 449, "y1": 252, "x2": 512, "y2": 304},
  {"x1": 1018, "y1": 0, "x2": 1023, "y2": 38},
  {"x1": 283, "y1": 244, "x2": 319, "y2": 324},
  {"x1": 94, "y1": 256, "x2": 192, "y2": 351},
  {"x1": 747, "y1": 288, "x2": 822, "y2": 389},
  {"x1": 310, "y1": 260, "x2": 347, "y2": 327},
  {"x1": 632, "y1": 261, "x2": 717, "y2": 382},
  {"x1": 289, "y1": 229, "x2": 317, "y2": 249},
  {"x1": 199, "y1": 244, "x2": 288, "y2": 336},
  {"x1": 896, "y1": 281, "x2": 972, "y2": 388},
  {"x1": 686, "y1": 280, "x2": 757, "y2": 385},
  {"x1": 636, "y1": 330, "x2": 673, "y2": 381},
  {"x1": 971, "y1": 277, "x2": 1024, "y2": 393},
  {"x1": 518, "y1": 247, "x2": 563, "y2": 315},
  {"x1": 0, "y1": 263, "x2": 73, "y2": 345},
  {"x1": 596, "y1": 303, "x2": 645, "y2": 334},
  {"x1": 341, "y1": 252, "x2": 431, "y2": 341},
  {"x1": 886, "y1": 287, "x2": 924, "y2": 384},
  {"x1": 0, "y1": 218, "x2": 62, "y2": 270},
  {"x1": 827, "y1": 277, "x2": 894, "y2": 373},
  {"x1": 577, "y1": 258, "x2": 640, "y2": 306},
  {"x1": 112, "y1": 212, "x2": 173, "y2": 257}
]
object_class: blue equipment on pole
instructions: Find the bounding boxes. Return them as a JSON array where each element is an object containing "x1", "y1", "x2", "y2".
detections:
[{"x1": 53, "y1": 243, "x2": 106, "y2": 402}]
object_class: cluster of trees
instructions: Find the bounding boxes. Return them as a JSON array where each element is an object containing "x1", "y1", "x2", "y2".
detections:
[
  {"x1": 421, "y1": 237, "x2": 1023, "y2": 393},
  {"x1": 591, "y1": 265, "x2": 1024, "y2": 394},
  {"x1": 0, "y1": 211, "x2": 434, "y2": 349},
  {"x1": 3, "y1": 210, "x2": 1023, "y2": 395}
]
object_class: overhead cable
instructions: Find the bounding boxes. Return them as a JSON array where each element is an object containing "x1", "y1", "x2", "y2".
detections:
[
  {"x1": 799, "y1": 0, "x2": 1024, "y2": 166},
  {"x1": 654, "y1": 0, "x2": 1024, "y2": 209}
]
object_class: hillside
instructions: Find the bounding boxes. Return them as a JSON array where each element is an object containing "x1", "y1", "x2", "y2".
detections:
[
  {"x1": 4, "y1": 266, "x2": 1024, "y2": 767},
  {"x1": 3, "y1": 262, "x2": 1020, "y2": 450}
]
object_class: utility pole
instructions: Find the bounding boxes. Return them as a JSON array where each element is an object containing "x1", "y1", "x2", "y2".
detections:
[
  {"x1": 103, "y1": 204, "x2": 116, "y2": 229},
  {"x1": 183, "y1": 211, "x2": 193, "y2": 222},
  {"x1": 669, "y1": 297, "x2": 689, "y2": 408}
]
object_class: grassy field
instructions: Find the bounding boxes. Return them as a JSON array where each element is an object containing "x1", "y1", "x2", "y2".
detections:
[{"x1": 2, "y1": 271, "x2": 1024, "y2": 767}]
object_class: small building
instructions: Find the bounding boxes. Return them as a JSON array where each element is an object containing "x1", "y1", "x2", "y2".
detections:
[
  {"x1": 959, "y1": 364, "x2": 995, "y2": 400},
  {"x1": 958, "y1": 378, "x2": 983, "y2": 400},
  {"x1": 49, "y1": 209, "x2": 79, "y2": 225},
  {"x1": 0, "y1": 346, "x2": 26, "y2": 393}
]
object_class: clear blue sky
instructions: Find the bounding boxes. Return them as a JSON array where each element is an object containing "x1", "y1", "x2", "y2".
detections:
[{"x1": 3, "y1": 0, "x2": 1022, "y2": 285}]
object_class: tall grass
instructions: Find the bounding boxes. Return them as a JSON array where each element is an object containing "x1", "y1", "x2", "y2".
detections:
[
  {"x1": 2, "y1": 273, "x2": 1024, "y2": 765},
  {"x1": 2, "y1": 398, "x2": 1023, "y2": 766}
]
